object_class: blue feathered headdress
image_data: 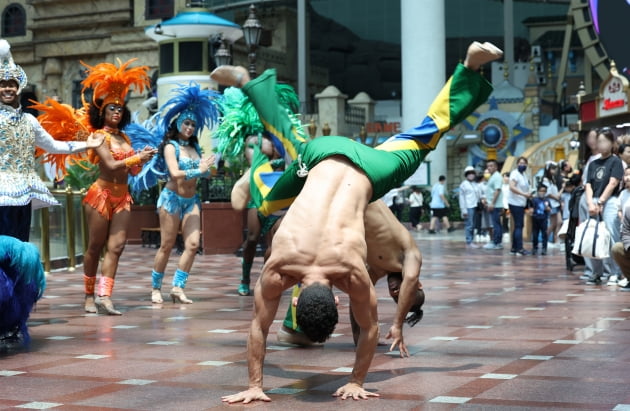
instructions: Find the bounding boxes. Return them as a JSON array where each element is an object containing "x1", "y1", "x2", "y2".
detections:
[
  {"x1": 127, "y1": 83, "x2": 222, "y2": 195},
  {"x1": 155, "y1": 82, "x2": 221, "y2": 138}
]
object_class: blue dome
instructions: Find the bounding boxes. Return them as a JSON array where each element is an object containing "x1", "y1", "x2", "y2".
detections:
[
  {"x1": 483, "y1": 125, "x2": 502, "y2": 146},
  {"x1": 146, "y1": 10, "x2": 243, "y2": 43}
]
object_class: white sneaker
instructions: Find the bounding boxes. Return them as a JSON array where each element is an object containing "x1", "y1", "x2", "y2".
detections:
[
  {"x1": 483, "y1": 243, "x2": 496, "y2": 249},
  {"x1": 607, "y1": 275, "x2": 619, "y2": 286},
  {"x1": 618, "y1": 277, "x2": 629, "y2": 287}
]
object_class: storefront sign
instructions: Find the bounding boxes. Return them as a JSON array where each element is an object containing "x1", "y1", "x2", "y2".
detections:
[
  {"x1": 599, "y1": 74, "x2": 629, "y2": 118},
  {"x1": 366, "y1": 122, "x2": 401, "y2": 134}
]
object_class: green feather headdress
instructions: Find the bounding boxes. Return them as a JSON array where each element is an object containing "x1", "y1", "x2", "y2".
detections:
[{"x1": 214, "y1": 84, "x2": 306, "y2": 162}]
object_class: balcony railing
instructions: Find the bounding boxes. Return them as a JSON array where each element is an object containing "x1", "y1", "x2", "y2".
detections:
[
  {"x1": 30, "y1": 176, "x2": 238, "y2": 272},
  {"x1": 30, "y1": 188, "x2": 87, "y2": 274}
]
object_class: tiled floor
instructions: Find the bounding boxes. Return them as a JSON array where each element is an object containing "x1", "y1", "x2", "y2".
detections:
[{"x1": 2, "y1": 232, "x2": 630, "y2": 410}]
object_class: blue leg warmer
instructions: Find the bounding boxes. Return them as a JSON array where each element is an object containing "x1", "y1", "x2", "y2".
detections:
[
  {"x1": 152, "y1": 270, "x2": 164, "y2": 289},
  {"x1": 172, "y1": 269, "x2": 189, "y2": 288}
]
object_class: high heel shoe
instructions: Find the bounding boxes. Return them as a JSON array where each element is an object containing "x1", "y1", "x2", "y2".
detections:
[
  {"x1": 151, "y1": 288, "x2": 163, "y2": 304},
  {"x1": 170, "y1": 287, "x2": 193, "y2": 304},
  {"x1": 95, "y1": 296, "x2": 122, "y2": 315},
  {"x1": 84, "y1": 294, "x2": 96, "y2": 313},
  {"x1": 237, "y1": 283, "x2": 250, "y2": 296}
]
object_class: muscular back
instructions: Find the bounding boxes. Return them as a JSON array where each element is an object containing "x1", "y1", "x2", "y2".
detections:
[{"x1": 264, "y1": 156, "x2": 373, "y2": 291}]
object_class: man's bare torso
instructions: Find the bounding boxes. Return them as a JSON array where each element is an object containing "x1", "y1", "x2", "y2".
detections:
[
  {"x1": 263, "y1": 156, "x2": 373, "y2": 293},
  {"x1": 364, "y1": 200, "x2": 416, "y2": 279}
]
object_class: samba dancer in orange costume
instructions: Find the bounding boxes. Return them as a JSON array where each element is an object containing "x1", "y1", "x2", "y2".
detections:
[{"x1": 80, "y1": 60, "x2": 156, "y2": 315}]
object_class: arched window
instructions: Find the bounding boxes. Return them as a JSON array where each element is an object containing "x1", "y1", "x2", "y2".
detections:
[
  {"x1": 2, "y1": 4, "x2": 26, "y2": 37},
  {"x1": 146, "y1": 0, "x2": 174, "y2": 20}
]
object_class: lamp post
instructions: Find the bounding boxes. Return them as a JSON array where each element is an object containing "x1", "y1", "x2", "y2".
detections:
[
  {"x1": 213, "y1": 36, "x2": 232, "y2": 67},
  {"x1": 242, "y1": 4, "x2": 262, "y2": 79}
]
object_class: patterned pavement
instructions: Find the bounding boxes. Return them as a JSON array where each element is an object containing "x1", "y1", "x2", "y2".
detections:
[{"x1": 1, "y1": 232, "x2": 630, "y2": 410}]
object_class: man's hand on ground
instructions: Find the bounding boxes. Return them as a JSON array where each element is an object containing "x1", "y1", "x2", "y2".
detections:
[
  {"x1": 385, "y1": 325, "x2": 409, "y2": 357},
  {"x1": 221, "y1": 387, "x2": 271, "y2": 404},
  {"x1": 332, "y1": 382, "x2": 380, "y2": 400}
]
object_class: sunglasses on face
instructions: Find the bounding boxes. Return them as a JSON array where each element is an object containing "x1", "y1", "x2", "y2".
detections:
[{"x1": 107, "y1": 105, "x2": 123, "y2": 113}]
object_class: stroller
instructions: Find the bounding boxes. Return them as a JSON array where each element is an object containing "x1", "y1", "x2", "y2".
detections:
[{"x1": 564, "y1": 185, "x2": 585, "y2": 271}]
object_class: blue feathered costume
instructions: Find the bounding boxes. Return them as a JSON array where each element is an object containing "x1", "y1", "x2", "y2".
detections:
[
  {"x1": 127, "y1": 83, "x2": 221, "y2": 196},
  {"x1": 0, "y1": 235, "x2": 46, "y2": 345}
]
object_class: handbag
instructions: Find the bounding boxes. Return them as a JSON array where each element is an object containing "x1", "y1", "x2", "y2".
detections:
[
  {"x1": 558, "y1": 219, "x2": 569, "y2": 240},
  {"x1": 571, "y1": 215, "x2": 611, "y2": 259}
]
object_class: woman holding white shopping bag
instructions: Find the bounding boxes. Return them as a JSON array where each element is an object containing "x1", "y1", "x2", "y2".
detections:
[{"x1": 583, "y1": 128, "x2": 623, "y2": 285}]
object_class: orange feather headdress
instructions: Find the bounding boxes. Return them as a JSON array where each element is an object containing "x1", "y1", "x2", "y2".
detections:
[{"x1": 80, "y1": 58, "x2": 150, "y2": 111}]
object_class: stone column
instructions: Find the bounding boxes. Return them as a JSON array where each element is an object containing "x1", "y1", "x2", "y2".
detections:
[
  {"x1": 43, "y1": 58, "x2": 62, "y2": 100},
  {"x1": 347, "y1": 92, "x2": 375, "y2": 123},
  {"x1": 401, "y1": 0, "x2": 445, "y2": 184},
  {"x1": 315, "y1": 85, "x2": 347, "y2": 137}
]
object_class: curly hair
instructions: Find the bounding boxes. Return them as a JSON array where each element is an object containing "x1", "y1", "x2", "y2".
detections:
[
  {"x1": 296, "y1": 283, "x2": 338, "y2": 343},
  {"x1": 88, "y1": 99, "x2": 131, "y2": 130}
]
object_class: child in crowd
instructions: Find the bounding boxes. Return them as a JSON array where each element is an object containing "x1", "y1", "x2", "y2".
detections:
[{"x1": 531, "y1": 184, "x2": 551, "y2": 255}]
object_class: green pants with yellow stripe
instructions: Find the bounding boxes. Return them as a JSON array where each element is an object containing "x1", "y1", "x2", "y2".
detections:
[{"x1": 242, "y1": 65, "x2": 492, "y2": 217}]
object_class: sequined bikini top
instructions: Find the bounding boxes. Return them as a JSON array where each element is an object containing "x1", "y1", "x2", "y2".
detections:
[
  {"x1": 88, "y1": 130, "x2": 135, "y2": 163},
  {"x1": 169, "y1": 140, "x2": 201, "y2": 171}
]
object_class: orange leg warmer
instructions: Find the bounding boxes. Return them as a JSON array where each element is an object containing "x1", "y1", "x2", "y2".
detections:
[
  {"x1": 98, "y1": 276, "x2": 115, "y2": 297},
  {"x1": 84, "y1": 274, "x2": 96, "y2": 295}
]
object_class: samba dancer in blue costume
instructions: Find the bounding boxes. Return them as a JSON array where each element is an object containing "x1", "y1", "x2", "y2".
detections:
[{"x1": 145, "y1": 84, "x2": 220, "y2": 304}]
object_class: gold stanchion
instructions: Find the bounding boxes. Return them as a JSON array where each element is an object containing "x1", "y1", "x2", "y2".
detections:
[
  {"x1": 80, "y1": 188, "x2": 88, "y2": 256},
  {"x1": 41, "y1": 207, "x2": 51, "y2": 274},
  {"x1": 65, "y1": 187, "x2": 76, "y2": 271}
]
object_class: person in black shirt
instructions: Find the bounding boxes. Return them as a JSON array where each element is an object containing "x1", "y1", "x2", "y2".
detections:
[{"x1": 584, "y1": 128, "x2": 623, "y2": 284}]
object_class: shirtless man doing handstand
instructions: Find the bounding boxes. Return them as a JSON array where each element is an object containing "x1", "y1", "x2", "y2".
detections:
[{"x1": 212, "y1": 41, "x2": 501, "y2": 404}]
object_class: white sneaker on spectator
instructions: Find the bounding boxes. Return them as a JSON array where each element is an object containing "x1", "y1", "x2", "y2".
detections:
[
  {"x1": 483, "y1": 243, "x2": 496, "y2": 249},
  {"x1": 607, "y1": 275, "x2": 619, "y2": 286},
  {"x1": 618, "y1": 277, "x2": 629, "y2": 287},
  {"x1": 579, "y1": 273, "x2": 591, "y2": 280}
]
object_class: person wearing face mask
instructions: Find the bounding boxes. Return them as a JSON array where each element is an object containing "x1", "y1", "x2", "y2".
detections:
[
  {"x1": 149, "y1": 84, "x2": 219, "y2": 305},
  {"x1": 507, "y1": 156, "x2": 532, "y2": 256},
  {"x1": 484, "y1": 160, "x2": 504, "y2": 249},
  {"x1": 459, "y1": 166, "x2": 480, "y2": 248},
  {"x1": 583, "y1": 127, "x2": 623, "y2": 285}
]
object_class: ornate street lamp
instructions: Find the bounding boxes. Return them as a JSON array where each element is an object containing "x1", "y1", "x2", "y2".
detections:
[
  {"x1": 213, "y1": 36, "x2": 232, "y2": 67},
  {"x1": 242, "y1": 4, "x2": 262, "y2": 79}
]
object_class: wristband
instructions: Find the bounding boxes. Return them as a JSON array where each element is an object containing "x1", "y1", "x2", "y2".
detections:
[
  {"x1": 124, "y1": 155, "x2": 141, "y2": 168},
  {"x1": 185, "y1": 168, "x2": 204, "y2": 180}
]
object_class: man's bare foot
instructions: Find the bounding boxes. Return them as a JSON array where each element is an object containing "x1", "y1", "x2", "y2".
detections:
[
  {"x1": 210, "y1": 65, "x2": 250, "y2": 87},
  {"x1": 464, "y1": 41, "x2": 503, "y2": 71}
]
